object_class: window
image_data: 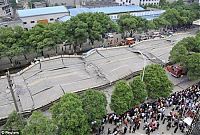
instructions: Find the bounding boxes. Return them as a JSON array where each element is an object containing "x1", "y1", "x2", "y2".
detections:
[
  {"x1": 50, "y1": 18, "x2": 54, "y2": 21},
  {"x1": 23, "y1": 22, "x2": 27, "y2": 24},
  {"x1": 31, "y1": 21, "x2": 35, "y2": 23}
]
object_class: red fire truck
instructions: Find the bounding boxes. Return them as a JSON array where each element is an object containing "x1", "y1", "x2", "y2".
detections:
[{"x1": 166, "y1": 64, "x2": 187, "y2": 78}]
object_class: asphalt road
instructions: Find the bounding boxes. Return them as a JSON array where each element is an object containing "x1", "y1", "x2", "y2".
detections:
[{"x1": 0, "y1": 31, "x2": 197, "y2": 121}]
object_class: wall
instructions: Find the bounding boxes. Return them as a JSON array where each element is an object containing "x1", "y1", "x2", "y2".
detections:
[
  {"x1": 46, "y1": 0, "x2": 81, "y2": 7},
  {"x1": 20, "y1": 12, "x2": 69, "y2": 29},
  {"x1": 108, "y1": 10, "x2": 165, "y2": 21},
  {"x1": 0, "y1": 20, "x2": 23, "y2": 28},
  {"x1": 114, "y1": 0, "x2": 140, "y2": 5},
  {"x1": 140, "y1": 0, "x2": 160, "y2": 6}
]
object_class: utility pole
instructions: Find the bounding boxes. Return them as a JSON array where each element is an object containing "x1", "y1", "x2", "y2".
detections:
[{"x1": 6, "y1": 70, "x2": 19, "y2": 112}]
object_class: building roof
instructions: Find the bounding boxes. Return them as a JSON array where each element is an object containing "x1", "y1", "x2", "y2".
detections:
[
  {"x1": 69, "y1": 5, "x2": 145, "y2": 16},
  {"x1": 69, "y1": 8, "x2": 90, "y2": 16},
  {"x1": 17, "y1": 6, "x2": 69, "y2": 17},
  {"x1": 58, "y1": 15, "x2": 71, "y2": 22},
  {"x1": 141, "y1": 15, "x2": 160, "y2": 20},
  {"x1": 90, "y1": 5, "x2": 144, "y2": 14}
]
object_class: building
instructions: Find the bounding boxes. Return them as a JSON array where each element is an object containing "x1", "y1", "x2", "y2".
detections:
[
  {"x1": 32, "y1": 1, "x2": 47, "y2": 8},
  {"x1": 114, "y1": 0, "x2": 160, "y2": 6},
  {"x1": 68, "y1": 5, "x2": 145, "y2": 20},
  {"x1": 46, "y1": 0, "x2": 81, "y2": 7},
  {"x1": 0, "y1": 19, "x2": 23, "y2": 28},
  {"x1": 114, "y1": 0, "x2": 140, "y2": 5},
  {"x1": 139, "y1": 0, "x2": 160, "y2": 6},
  {"x1": 0, "y1": 0, "x2": 12, "y2": 17},
  {"x1": 81, "y1": 0, "x2": 119, "y2": 8},
  {"x1": 58, "y1": 5, "x2": 165, "y2": 22},
  {"x1": 17, "y1": 6, "x2": 70, "y2": 29}
]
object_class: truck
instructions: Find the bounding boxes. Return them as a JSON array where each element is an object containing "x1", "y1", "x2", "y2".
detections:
[
  {"x1": 166, "y1": 64, "x2": 187, "y2": 78},
  {"x1": 119, "y1": 38, "x2": 135, "y2": 46}
]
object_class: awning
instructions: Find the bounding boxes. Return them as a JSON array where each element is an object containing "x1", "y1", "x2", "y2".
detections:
[{"x1": 183, "y1": 117, "x2": 193, "y2": 126}]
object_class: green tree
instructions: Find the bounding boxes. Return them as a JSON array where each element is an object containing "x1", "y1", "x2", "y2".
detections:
[
  {"x1": 161, "y1": 9, "x2": 180, "y2": 29},
  {"x1": 81, "y1": 89, "x2": 107, "y2": 124},
  {"x1": 169, "y1": 43, "x2": 188, "y2": 64},
  {"x1": 129, "y1": 76, "x2": 147, "y2": 106},
  {"x1": 110, "y1": 80, "x2": 133, "y2": 115},
  {"x1": 27, "y1": 23, "x2": 63, "y2": 56},
  {"x1": 153, "y1": 17, "x2": 169, "y2": 30},
  {"x1": 170, "y1": 34, "x2": 200, "y2": 80},
  {"x1": 76, "y1": 13, "x2": 117, "y2": 45},
  {"x1": 22, "y1": 111, "x2": 56, "y2": 135},
  {"x1": 147, "y1": 21, "x2": 156, "y2": 30},
  {"x1": 3, "y1": 111, "x2": 26, "y2": 131},
  {"x1": 179, "y1": 37, "x2": 199, "y2": 53},
  {"x1": 186, "y1": 53, "x2": 200, "y2": 80},
  {"x1": 117, "y1": 15, "x2": 138, "y2": 37},
  {"x1": 159, "y1": 0, "x2": 167, "y2": 7},
  {"x1": 64, "y1": 17, "x2": 88, "y2": 53},
  {"x1": 0, "y1": 27, "x2": 25, "y2": 64},
  {"x1": 50, "y1": 93, "x2": 90, "y2": 135},
  {"x1": 143, "y1": 64, "x2": 173, "y2": 99}
]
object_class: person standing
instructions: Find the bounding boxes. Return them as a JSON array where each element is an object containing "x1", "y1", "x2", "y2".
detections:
[
  {"x1": 167, "y1": 121, "x2": 172, "y2": 130},
  {"x1": 123, "y1": 126, "x2": 127, "y2": 134},
  {"x1": 174, "y1": 125, "x2": 179, "y2": 133},
  {"x1": 132, "y1": 124, "x2": 136, "y2": 133},
  {"x1": 157, "y1": 121, "x2": 160, "y2": 130},
  {"x1": 129, "y1": 125, "x2": 132, "y2": 133},
  {"x1": 107, "y1": 128, "x2": 111, "y2": 135}
]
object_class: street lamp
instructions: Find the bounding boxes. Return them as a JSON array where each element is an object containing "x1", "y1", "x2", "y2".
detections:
[{"x1": 137, "y1": 50, "x2": 146, "y2": 81}]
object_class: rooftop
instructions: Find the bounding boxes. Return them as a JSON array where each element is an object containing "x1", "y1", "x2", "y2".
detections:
[
  {"x1": 69, "y1": 5, "x2": 145, "y2": 16},
  {"x1": 58, "y1": 15, "x2": 71, "y2": 22},
  {"x1": 90, "y1": 5, "x2": 144, "y2": 14},
  {"x1": 17, "y1": 6, "x2": 69, "y2": 17},
  {"x1": 69, "y1": 7, "x2": 90, "y2": 16}
]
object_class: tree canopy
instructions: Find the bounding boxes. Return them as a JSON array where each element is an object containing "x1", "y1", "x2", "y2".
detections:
[
  {"x1": 186, "y1": 53, "x2": 200, "y2": 80},
  {"x1": 50, "y1": 93, "x2": 90, "y2": 135},
  {"x1": 170, "y1": 34, "x2": 200, "y2": 80},
  {"x1": 65, "y1": 12, "x2": 117, "y2": 47},
  {"x1": 3, "y1": 111, "x2": 26, "y2": 131},
  {"x1": 110, "y1": 80, "x2": 133, "y2": 115},
  {"x1": 143, "y1": 64, "x2": 173, "y2": 99},
  {"x1": 129, "y1": 76, "x2": 147, "y2": 106},
  {"x1": 81, "y1": 89, "x2": 107, "y2": 124},
  {"x1": 22, "y1": 111, "x2": 56, "y2": 135}
]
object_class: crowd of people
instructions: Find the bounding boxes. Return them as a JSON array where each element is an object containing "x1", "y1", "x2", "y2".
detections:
[{"x1": 98, "y1": 83, "x2": 200, "y2": 135}]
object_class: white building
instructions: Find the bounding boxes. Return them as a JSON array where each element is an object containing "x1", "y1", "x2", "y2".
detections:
[
  {"x1": 114, "y1": 0, "x2": 140, "y2": 5},
  {"x1": 114, "y1": 0, "x2": 160, "y2": 6},
  {"x1": 0, "y1": 0, "x2": 12, "y2": 17},
  {"x1": 17, "y1": 6, "x2": 70, "y2": 29},
  {"x1": 60, "y1": 5, "x2": 165, "y2": 22}
]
